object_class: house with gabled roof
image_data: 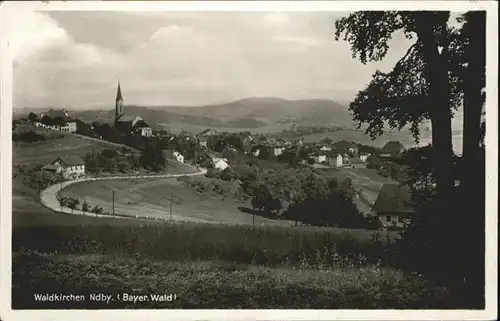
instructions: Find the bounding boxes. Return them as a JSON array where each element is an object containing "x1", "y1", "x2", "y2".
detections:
[
  {"x1": 380, "y1": 141, "x2": 406, "y2": 158},
  {"x1": 45, "y1": 156, "x2": 86, "y2": 180},
  {"x1": 372, "y1": 183, "x2": 415, "y2": 229}
]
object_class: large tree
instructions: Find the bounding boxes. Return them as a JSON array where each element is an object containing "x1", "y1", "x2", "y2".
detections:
[{"x1": 335, "y1": 11, "x2": 458, "y2": 197}]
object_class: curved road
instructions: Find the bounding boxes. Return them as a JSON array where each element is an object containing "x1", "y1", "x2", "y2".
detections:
[{"x1": 40, "y1": 166, "x2": 208, "y2": 222}]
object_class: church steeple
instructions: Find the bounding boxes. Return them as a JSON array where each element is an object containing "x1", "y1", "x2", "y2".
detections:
[
  {"x1": 116, "y1": 82, "x2": 123, "y2": 102},
  {"x1": 115, "y1": 81, "x2": 124, "y2": 124}
]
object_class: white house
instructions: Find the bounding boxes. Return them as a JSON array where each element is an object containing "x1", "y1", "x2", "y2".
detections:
[
  {"x1": 140, "y1": 127, "x2": 153, "y2": 138},
  {"x1": 372, "y1": 184, "x2": 414, "y2": 229},
  {"x1": 61, "y1": 121, "x2": 77, "y2": 133},
  {"x1": 213, "y1": 158, "x2": 229, "y2": 171},
  {"x1": 46, "y1": 156, "x2": 86, "y2": 180},
  {"x1": 360, "y1": 153, "x2": 371, "y2": 162},
  {"x1": 312, "y1": 153, "x2": 327, "y2": 164},
  {"x1": 327, "y1": 154, "x2": 343, "y2": 167},
  {"x1": 173, "y1": 151, "x2": 185, "y2": 163},
  {"x1": 273, "y1": 147, "x2": 285, "y2": 156}
]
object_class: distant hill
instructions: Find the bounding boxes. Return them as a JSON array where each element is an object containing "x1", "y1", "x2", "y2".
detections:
[
  {"x1": 155, "y1": 97, "x2": 353, "y2": 127},
  {"x1": 32, "y1": 97, "x2": 354, "y2": 132}
]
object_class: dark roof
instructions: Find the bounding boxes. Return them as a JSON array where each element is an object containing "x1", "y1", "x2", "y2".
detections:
[
  {"x1": 381, "y1": 141, "x2": 405, "y2": 155},
  {"x1": 117, "y1": 115, "x2": 140, "y2": 123},
  {"x1": 372, "y1": 184, "x2": 414, "y2": 214},
  {"x1": 134, "y1": 120, "x2": 150, "y2": 128},
  {"x1": 53, "y1": 156, "x2": 85, "y2": 166},
  {"x1": 116, "y1": 82, "x2": 123, "y2": 101}
]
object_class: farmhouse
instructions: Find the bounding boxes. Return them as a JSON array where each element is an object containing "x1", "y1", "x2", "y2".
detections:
[
  {"x1": 45, "y1": 156, "x2": 86, "y2": 180},
  {"x1": 39, "y1": 109, "x2": 77, "y2": 133},
  {"x1": 372, "y1": 183, "x2": 414, "y2": 229},
  {"x1": 380, "y1": 141, "x2": 406, "y2": 158},
  {"x1": 213, "y1": 157, "x2": 229, "y2": 171},
  {"x1": 113, "y1": 82, "x2": 152, "y2": 137}
]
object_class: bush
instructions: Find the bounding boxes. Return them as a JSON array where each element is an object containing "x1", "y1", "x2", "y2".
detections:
[{"x1": 18, "y1": 131, "x2": 46, "y2": 143}]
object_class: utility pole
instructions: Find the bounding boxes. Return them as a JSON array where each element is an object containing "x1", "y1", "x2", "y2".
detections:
[
  {"x1": 112, "y1": 188, "x2": 115, "y2": 216},
  {"x1": 169, "y1": 190, "x2": 173, "y2": 221}
]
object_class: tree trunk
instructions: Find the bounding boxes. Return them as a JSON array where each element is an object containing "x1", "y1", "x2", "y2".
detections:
[
  {"x1": 415, "y1": 13, "x2": 455, "y2": 197},
  {"x1": 462, "y1": 11, "x2": 486, "y2": 191},
  {"x1": 460, "y1": 11, "x2": 486, "y2": 304}
]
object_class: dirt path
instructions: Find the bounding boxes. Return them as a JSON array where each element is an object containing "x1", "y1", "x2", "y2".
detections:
[{"x1": 40, "y1": 167, "x2": 209, "y2": 222}]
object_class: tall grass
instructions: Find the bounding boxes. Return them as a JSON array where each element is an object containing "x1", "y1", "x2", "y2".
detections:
[{"x1": 13, "y1": 223, "x2": 396, "y2": 268}]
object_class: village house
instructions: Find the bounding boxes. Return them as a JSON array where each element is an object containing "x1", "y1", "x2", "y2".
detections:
[
  {"x1": 162, "y1": 149, "x2": 185, "y2": 164},
  {"x1": 360, "y1": 153, "x2": 371, "y2": 162},
  {"x1": 380, "y1": 141, "x2": 406, "y2": 158},
  {"x1": 272, "y1": 145, "x2": 285, "y2": 156},
  {"x1": 372, "y1": 183, "x2": 414, "y2": 229},
  {"x1": 311, "y1": 152, "x2": 327, "y2": 164},
  {"x1": 320, "y1": 145, "x2": 332, "y2": 152},
  {"x1": 39, "y1": 109, "x2": 78, "y2": 133},
  {"x1": 213, "y1": 157, "x2": 229, "y2": 171},
  {"x1": 44, "y1": 156, "x2": 86, "y2": 180},
  {"x1": 327, "y1": 153, "x2": 343, "y2": 167},
  {"x1": 113, "y1": 82, "x2": 152, "y2": 137}
]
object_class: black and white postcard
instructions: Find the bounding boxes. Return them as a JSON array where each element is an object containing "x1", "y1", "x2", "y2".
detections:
[{"x1": 1, "y1": 1, "x2": 498, "y2": 320}]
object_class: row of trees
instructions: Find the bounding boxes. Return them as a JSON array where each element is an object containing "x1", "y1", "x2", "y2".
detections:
[
  {"x1": 56, "y1": 195, "x2": 104, "y2": 214},
  {"x1": 334, "y1": 11, "x2": 486, "y2": 303}
]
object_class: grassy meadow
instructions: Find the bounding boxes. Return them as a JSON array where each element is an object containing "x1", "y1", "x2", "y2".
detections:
[
  {"x1": 12, "y1": 222, "x2": 461, "y2": 309},
  {"x1": 13, "y1": 124, "x2": 130, "y2": 165}
]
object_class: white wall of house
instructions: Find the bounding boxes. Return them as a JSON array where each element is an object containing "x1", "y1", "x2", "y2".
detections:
[
  {"x1": 313, "y1": 155, "x2": 327, "y2": 163},
  {"x1": 141, "y1": 127, "x2": 153, "y2": 137},
  {"x1": 173, "y1": 152, "x2": 184, "y2": 163},
  {"x1": 273, "y1": 147, "x2": 284, "y2": 156},
  {"x1": 61, "y1": 122, "x2": 77, "y2": 133},
  {"x1": 327, "y1": 155, "x2": 343, "y2": 167},
  {"x1": 63, "y1": 164, "x2": 86, "y2": 180},
  {"x1": 212, "y1": 157, "x2": 229, "y2": 171},
  {"x1": 360, "y1": 154, "x2": 370, "y2": 162}
]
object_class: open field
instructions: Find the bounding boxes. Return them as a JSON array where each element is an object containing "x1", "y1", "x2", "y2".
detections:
[
  {"x1": 59, "y1": 177, "x2": 294, "y2": 226},
  {"x1": 12, "y1": 251, "x2": 456, "y2": 309},
  {"x1": 12, "y1": 124, "x2": 135, "y2": 165}
]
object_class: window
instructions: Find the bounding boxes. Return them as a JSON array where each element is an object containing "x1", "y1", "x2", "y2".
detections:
[{"x1": 386, "y1": 216, "x2": 392, "y2": 222}]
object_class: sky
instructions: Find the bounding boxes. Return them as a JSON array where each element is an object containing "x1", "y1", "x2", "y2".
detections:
[{"x1": 12, "y1": 10, "x2": 414, "y2": 110}]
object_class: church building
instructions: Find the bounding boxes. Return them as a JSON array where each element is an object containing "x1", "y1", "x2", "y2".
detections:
[{"x1": 114, "y1": 82, "x2": 152, "y2": 137}]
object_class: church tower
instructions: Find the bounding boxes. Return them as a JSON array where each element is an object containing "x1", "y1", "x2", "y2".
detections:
[{"x1": 115, "y1": 82, "x2": 124, "y2": 124}]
